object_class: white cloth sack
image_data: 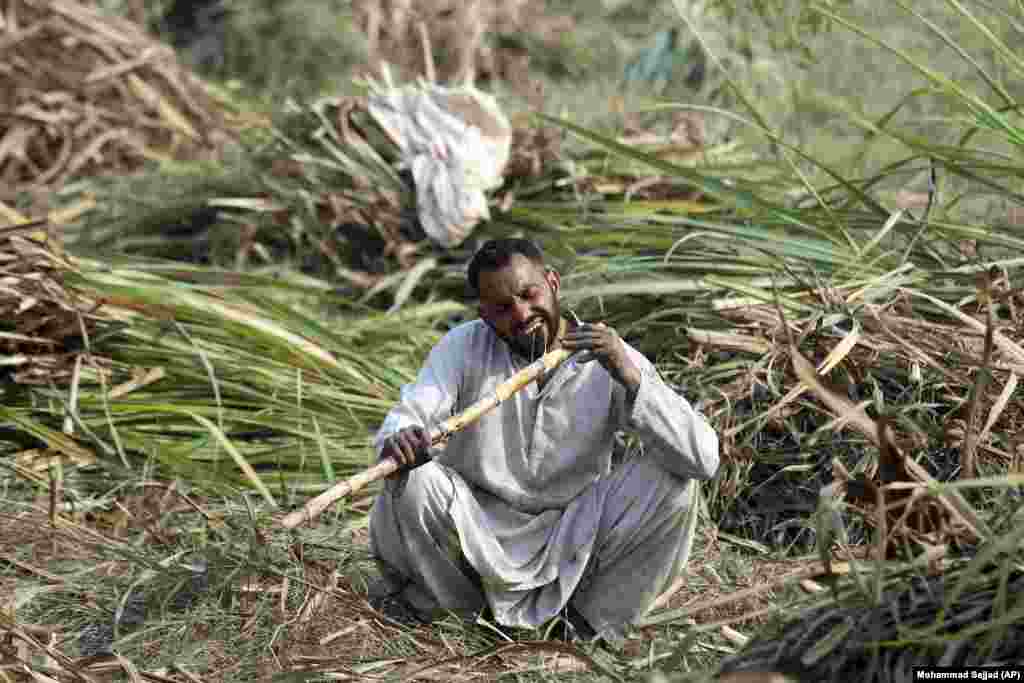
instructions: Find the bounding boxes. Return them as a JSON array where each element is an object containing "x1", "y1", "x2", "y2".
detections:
[{"x1": 367, "y1": 71, "x2": 512, "y2": 248}]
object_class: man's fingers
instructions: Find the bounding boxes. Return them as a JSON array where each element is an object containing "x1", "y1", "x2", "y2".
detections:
[
  {"x1": 398, "y1": 433, "x2": 418, "y2": 466},
  {"x1": 408, "y1": 428, "x2": 430, "y2": 459},
  {"x1": 412, "y1": 426, "x2": 431, "y2": 451},
  {"x1": 563, "y1": 320, "x2": 626, "y2": 371},
  {"x1": 382, "y1": 438, "x2": 399, "y2": 462},
  {"x1": 564, "y1": 326, "x2": 616, "y2": 345},
  {"x1": 564, "y1": 333, "x2": 607, "y2": 347},
  {"x1": 564, "y1": 337, "x2": 611, "y2": 359},
  {"x1": 390, "y1": 426, "x2": 431, "y2": 467},
  {"x1": 380, "y1": 426, "x2": 431, "y2": 476},
  {"x1": 565, "y1": 335, "x2": 611, "y2": 349}
]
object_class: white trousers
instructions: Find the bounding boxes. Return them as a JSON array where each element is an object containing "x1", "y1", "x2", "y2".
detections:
[{"x1": 368, "y1": 456, "x2": 700, "y2": 641}]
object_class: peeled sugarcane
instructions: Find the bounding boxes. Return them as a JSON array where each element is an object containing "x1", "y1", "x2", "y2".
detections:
[{"x1": 280, "y1": 346, "x2": 574, "y2": 529}]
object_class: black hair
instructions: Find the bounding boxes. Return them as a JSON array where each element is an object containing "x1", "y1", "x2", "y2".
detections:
[{"x1": 467, "y1": 238, "x2": 546, "y2": 292}]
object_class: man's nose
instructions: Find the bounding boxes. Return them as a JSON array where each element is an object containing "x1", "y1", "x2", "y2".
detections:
[{"x1": 511, "y1": 300, "x2": 532, "y2": 324}]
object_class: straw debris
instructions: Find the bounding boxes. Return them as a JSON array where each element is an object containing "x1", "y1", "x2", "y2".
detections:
[
  {"x1": 0, "y1": 215, "x2": 109, "y2": 385},
  {"x1": 353, "y1": 0, "x2": 574, "y2": 89},
  {"x1": 0, "y1": 0, "x2": 232, "y2": 198}
]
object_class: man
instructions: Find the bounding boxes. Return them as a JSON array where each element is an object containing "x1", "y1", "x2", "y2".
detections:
[{"x1": 368, "y1": 238, "x2": 719, "y2": 643}]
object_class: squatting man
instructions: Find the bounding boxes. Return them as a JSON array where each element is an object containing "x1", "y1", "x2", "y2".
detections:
[{"x1": 369, "y1": 238, "x2": 720, "y2": 643}]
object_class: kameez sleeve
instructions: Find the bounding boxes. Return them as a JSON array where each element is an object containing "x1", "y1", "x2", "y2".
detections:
[
  {"x1": 613, "y1": 344, "x2": 719, "y2": 481},
  {"x1": 372, "y1": 326, "x2": 465, "y2": 458}
]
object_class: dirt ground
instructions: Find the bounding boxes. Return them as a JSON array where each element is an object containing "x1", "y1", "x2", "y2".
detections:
[{"x1": 0, "y1": 494, "x2": 816, "y2": 681}]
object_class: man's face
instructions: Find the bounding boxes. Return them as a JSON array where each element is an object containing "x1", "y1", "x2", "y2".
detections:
[{"x1": 477, "y1": 254, "x2": 561, "y2": 361}]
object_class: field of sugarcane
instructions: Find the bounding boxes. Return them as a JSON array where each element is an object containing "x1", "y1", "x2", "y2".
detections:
[{"x1": 2, "y1": 1, "x2": 1023, "y2": 681}]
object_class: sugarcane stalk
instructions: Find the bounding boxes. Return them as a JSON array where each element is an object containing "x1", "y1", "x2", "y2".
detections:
[{"x1": 280, "y1": 346, "x2": 573, "y2": 529}]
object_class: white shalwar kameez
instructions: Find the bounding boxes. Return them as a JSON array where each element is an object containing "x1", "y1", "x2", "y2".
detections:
[{"x1": 369, "y1": 319, "x2": 719, "y2": 642}]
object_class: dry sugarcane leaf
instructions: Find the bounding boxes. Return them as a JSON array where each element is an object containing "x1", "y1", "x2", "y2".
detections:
[
  {"x1": 909, "y1": 289, "x2": 1024, "y2": 365},
  {"x1": 126, "y1": 74, "x2": 199, "y2": 141},
  {"x1": 0, "y1": 200, "x2": 30, "y2": 225},
  {"x1": 0, "y1": 214, "x2": 112, "y2": 384},
  {"x1": 85, "y1": 45, "x2": 163, "y2": 83},
  {"x1": 1, "y1": 0, "x2": 231, "y2": 194},
  {"x1": 978, "y1": 372, "x2": 1019, "y2": 446},
  {"x1": 686, "y1": 328, "x2": 772, "y2": 355},
  {"x1": 961, "y1": 292, "x2": 997, "y2": 479},
  {"x1": 789, "y1": 340, "x2": 988, "y2": 544},
  {"x1": 721, "y1": 625, "x2": 750, "y2": 648},
  {"x1": 46, "y1": 196, "x2": 95, "y2": 225}
]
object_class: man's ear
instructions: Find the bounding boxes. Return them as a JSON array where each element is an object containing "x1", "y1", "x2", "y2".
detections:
[{"x1": 545, "y1": 267, "x2": 561, "y2": 296}]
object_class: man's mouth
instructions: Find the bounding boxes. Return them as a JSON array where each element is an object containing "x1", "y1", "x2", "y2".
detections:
[{"x1": 521, "y1": 319, "x2": 544, "y2": 336}]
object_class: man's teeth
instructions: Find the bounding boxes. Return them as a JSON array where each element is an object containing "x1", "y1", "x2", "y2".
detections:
[{"x1": 524, "y1": 320, "x2": 542, "y2": 335}]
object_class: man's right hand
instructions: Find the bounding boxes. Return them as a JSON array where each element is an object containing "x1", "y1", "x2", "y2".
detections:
[{"x1": 379, "y1": 425, "x2": 432, "y2": 476}]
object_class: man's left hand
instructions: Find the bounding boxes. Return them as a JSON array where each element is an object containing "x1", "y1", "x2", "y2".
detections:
[{"x1": 562, "y1": 322, "x2": 642, "y2": 395}]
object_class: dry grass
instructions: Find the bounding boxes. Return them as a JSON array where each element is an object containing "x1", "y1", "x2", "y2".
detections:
[
  {"x1": 353, "y1": 0, "x2": 573, "y2": 95},
  {"x1": 0, "y1": 0, "x2": 233, "y2": 200},
  {"x1": 2, "y1": 2, "x2": 1024, "y2": 682},
  {"x1": 0, "y1": 214, "x2": 112, "y2": 386},
  {"x1": 0, "y1": 479, "x2": 807, "y2": 683},
  {"x1": 679, "y1": 279, "x2": 1024, "y2": 497},
  {"x1": 704, "y1": 284, "x2": 1024, "y2": 680}
]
